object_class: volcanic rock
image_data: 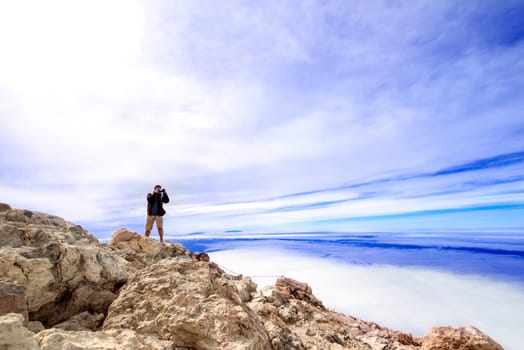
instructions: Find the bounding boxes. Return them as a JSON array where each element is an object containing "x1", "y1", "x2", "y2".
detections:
[
  {"x1": 193, "y1": 251, "x2": 210, "y2": 262},
  {"x1": 104, "y1": 257, "x2": 272, "y2": 350},
  {"x1": 0, "y1": 202, "x2": 12, "y2": 212},
  {"x1": 0, "y1": 207, "x2": 506, "y2": 350},
  {"x1": 108, "y1": 228, "x2": 191, "y2": 269},
  {"x1": 421, "y1": 326, "x2": 504, "y2": 350},
  {"x1": 0, "y1": 279, "x2": 28, "y2": 324},
  {"x1": 27, "y1": 321, "x2": 45, "y2": 333},
  {"x1": 36, "y1": 328, "x2": 174, "y2": 350},
  {"x1": 249, "y1": 277, "x2": 420, "y2": 350},
  {"x1": 0, "y1": 313, "x2": 39, "y2": 350},
  {"x1": 0, "y1": 209, "x2": 135, "y2": 326},
  {"x1": 274, "y1": 276, "x2": 323, "y2": 308},
  {"x1": 52, "y1": 311, "x2": 105, "y2": 331}
]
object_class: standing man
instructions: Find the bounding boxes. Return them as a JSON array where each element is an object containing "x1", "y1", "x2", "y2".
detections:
[{"x1": 145, "y1": 185, "x2": 170, "y2": 243}]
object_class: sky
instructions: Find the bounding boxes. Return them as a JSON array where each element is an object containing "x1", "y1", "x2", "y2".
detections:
[{"x1": 1, "y1": 0, "x2": 524, "y2": 237}]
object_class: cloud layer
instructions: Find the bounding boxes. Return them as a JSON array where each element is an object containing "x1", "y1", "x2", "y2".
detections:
[
  {"x1": 0, "y1": 0, "x2": 523, "y2": 235},
  {"x1": 210, "y1": 247, "x2": 524, "y2": 350}
]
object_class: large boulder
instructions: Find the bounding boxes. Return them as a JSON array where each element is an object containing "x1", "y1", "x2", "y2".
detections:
[
  {"x1": 36, "y1": 328, "x2": 174, "y2": 350},
  {"x1": 421, "y1": 326, "x2": 504, "y2": 350},
  {"x1": 0, "y1": 203, "x2": 12, "y2": 213},
  {"x1": 103, "y1": 257, "x2": 272, "y2": 350},
  {"x1": 248, "y1": 276, "x2": 421, "y2": 350},
  {"x1": 0, "y1": 279, "x2": 28, "y2": 324},
  {"x1": 0, "y1": 313, "x2": 39, "y2": 350},
  {"x1": 52, "y1": 311, "x2": 105, "y2": 331},
  {"x1": 0, "y1": 209, "x2": 135, "y2": 326},
  {"x1": 274, "y1": 276, "x2": 323, "y2": 308},
  {"x1": 108, "y1": 228, "x2": 191, "y2": 269}
]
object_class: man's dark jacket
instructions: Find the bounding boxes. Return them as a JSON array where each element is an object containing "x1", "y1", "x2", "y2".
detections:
[{"x1": 147, "y1": 191, "x2": 170, "y2": 216}]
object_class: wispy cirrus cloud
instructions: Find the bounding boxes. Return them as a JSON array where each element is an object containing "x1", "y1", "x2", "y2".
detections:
[
  {"x1": 0, "y1": 0, "x2": 523, "y2": 236},
  {"x1": 162, "y1": 151, "x2": 524, "y2": 235}
]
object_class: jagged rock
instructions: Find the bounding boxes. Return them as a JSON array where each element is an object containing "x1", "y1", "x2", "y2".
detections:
[
  {"x1": 36, "y1": 328, "x2": 174, "y2": 349},
  {"x1": 108, "y1": 227, "x2": 142, "y2": 247},
  {"x1": 421, "y1": 326, "x2": 504, "y2": 350},
  {"x1": 27, "y1": 321, "x2": 45, "y2": 333},
  {"x1": 53, "y1": 311, "x2": 105, "y2": 331},
  {"x1": 0, "y1": 313, "x2": 39, "y2": 350},
  {"x1": 193, "y1": 252, "x2": 210, "y2": 262},
  {"x1": 104, "y1": 257, "x2": 272, "y2": 350},
  {"x1": 0, "y1": 208, "x2": 506, "y2": 350},
  {"x1": 226, "y1": 274, "x2": 257, "y2": 303},
  {"x1": 0, "y1": 279, "x2": 28, "y2": 324},
  {"x1": 0, "y1": 209, "x2": 135, "y2": 326},
  {"x1": 0, "y1": 203, "x2": 12, "y2": 212},
  {"x1": 0, "y1": 249, "x2": 57, "y2": 317},
  {"x1": 2, "y1": 209, "x2": 72, "y2": 228},
  {"x1": 108, "y1": 228, "x2": 191, "y2": 269},
  {"x1": 274, "y1": 276, "x2": 323, "y2": 308},
  {"x1": 249, "y1": 277, "x2": 421, "y2": 350}
]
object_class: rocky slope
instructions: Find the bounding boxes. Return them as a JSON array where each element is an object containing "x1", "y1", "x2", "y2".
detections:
[{"x1": 0, "y1": 204, "x2": 504, "y2": 350}]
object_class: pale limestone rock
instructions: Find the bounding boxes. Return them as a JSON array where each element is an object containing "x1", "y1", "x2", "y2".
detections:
[
  {"x1": 3, "y1": 209, "x2": 70, "y2": 229},
  {"x1": 109, "y1": 228, "x2": 182, "y2": 259},
  {"x1": 0, "y1": 313, "x2": 39, "y2": 350},
  {"x1": 27, "y1": 321, "x2": 45, "y2": 333},
  {"x1": 421, "y1": 326, "x2": 504, "y2": 350},
  {"x1": 108, "y1": 228, "x2": 162, "y2": 255},
  {"x1": 104, "y1": 257, "x2": 272, "y2": 350},
  {"x1": 137, "y1": 236, "x2": 164, "y2": 255},
  {"x1": 249, "y1": 276, "x2": 420, "y2": 350},
  {"x1": 37, "y1": 328, "x2": 174, "y2": 350},
  {"x1": 0, "y1": 209, "x2": 135, "y2": 327},
  {"x1": 0, "y1": 208, "x2": 507, "y2": 350},
  {"x1": 0, "y1": 250, "x2": 56, "y2": 313},
  {"x1": 108, "y1": 227, "x2": 141, "y2": 246},
  {"x1": 226, "y1": 274, "x2": 257, "y2": 303},
  {"x1": 0, "y1": 279, "x2": 28, "y2": 324},
  {"x1": 53, "y1": 311, "x2": 104, "y2": 331},
  {"x1": 274, "y1": 276, "x2": 323, "y2": 308},
  {"x1": 108, "y1": 228, "x2": 191, "y2": 269}
]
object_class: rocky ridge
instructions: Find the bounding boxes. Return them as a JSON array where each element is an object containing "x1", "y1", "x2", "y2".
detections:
[{"x1": 0, "y1": 204, "x2": 505, "y2": 349}]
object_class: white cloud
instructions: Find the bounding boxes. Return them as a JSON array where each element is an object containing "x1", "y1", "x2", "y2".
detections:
[
  {"x1": 0, "y1": 0, "x2": 523, "y2": 234},
  {"x1": 0, "y1": 0, "x2": 144, "y2": 97},
  {"x1": 210, "y1": 248, "x2": 524, "y2": 350}
]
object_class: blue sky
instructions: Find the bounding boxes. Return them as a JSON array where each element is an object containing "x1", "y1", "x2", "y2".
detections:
[{"x1": 0, "y1": 0, "x2": 523, "y2": 238}]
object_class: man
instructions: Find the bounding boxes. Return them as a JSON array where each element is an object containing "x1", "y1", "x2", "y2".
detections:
[{"x1": 145, "y1": 185, "x2": 170, "y2": 243}]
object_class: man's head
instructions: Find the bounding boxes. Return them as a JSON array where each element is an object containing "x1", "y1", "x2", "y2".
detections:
[{"x1": 154, "y1": 185, "x2": 161, "y2": 193}]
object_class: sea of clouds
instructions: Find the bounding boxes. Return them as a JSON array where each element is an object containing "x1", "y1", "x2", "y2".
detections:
[{"x1": 210, "y1": 247, "x2": 524, "y2": 350}]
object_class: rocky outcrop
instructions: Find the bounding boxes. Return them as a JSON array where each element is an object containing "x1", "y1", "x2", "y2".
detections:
[
  {"x1": 0, "y1": 313, "x2": 39, "y2": 350},
  {"x1": 274, "y1": 276, "x2": 323, "y2": 308},
  {"x1": 36, "y1": 328, "x2": 174, "y2": 350},
  {"x1": 52, "y1": 311, "x2": 105, "y2": 331},
  {"x1": 27, "y1": 321, "x2": 45, "y2": 333},
  {"x1": 0, "y1": 279, "x2": 28, "y2": 324},
  {"x1": 421, "y1": 326, "x2": 504, "y2": 350},
  {"x1": 0, "y1": 202, "x2": 12, "y2": 212},
  {"x1": 248, "y1": 277, "x2": 420, "y2": 350},
  {"x1": 0, "y1": 206, "x2": 505, "y2": 350},
  {"x1": 108, "y1": 228, "x2": 191, "y2": 269},
  {"x1": 103, "y1": 257, "x2": 273, "y2": 350},
  {"x1": 0, "y1": 209, "x2": 135, "y2": 326},
  {"x1": 0, "y1": 313, "x2": 174, "y2": 350}
]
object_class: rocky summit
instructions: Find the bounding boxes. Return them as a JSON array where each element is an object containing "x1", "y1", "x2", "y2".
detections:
[{"x1": 0, "y1": 204, "x2": 505, "y2": 350}]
